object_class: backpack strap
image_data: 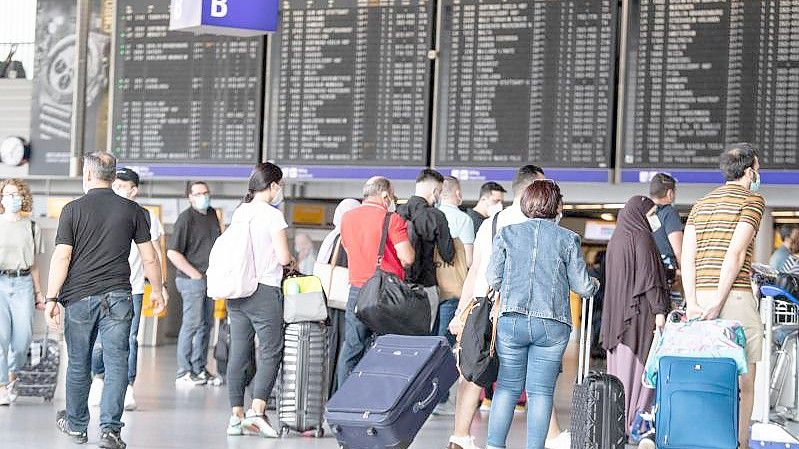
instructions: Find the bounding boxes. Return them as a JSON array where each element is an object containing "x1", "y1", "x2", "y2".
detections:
[
  {"x1": 375, "y1": 212, "x2": 392, "y2": 270},
  {"x1": 491, "y1": 212, "x2": 500, "y2": 238}
]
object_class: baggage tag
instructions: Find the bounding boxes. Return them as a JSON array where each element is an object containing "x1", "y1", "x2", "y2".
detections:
[{"x1": 31, "y1": 341, "x2": 42, "y2": 366}]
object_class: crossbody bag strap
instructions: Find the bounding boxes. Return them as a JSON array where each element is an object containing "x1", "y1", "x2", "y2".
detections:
[
  {"x1": 491, "y1": 212, "x2": 500, "y2": 238},
  {"x1": 326, "y1": 236, "x2": 343, "y2": 294},
  {"x1": 488, "y1": 290, "x2": 501, "y2": 357},
  {"x1": 375, "y1": 212, "x2": 392, "y2": 270}
]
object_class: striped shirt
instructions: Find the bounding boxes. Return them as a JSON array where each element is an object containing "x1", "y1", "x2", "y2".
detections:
[{"x1": 687, "y1": 184, "x2": 766, "y2": 290}]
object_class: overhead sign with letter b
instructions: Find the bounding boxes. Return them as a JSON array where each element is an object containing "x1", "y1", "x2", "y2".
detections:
[{"x1": 170, "y1": 0, "x2": 278, "y2": 36}]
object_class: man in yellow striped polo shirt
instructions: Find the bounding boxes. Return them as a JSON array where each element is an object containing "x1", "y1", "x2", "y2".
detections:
[{"x1": 682, "y1": 142, "x2": 766, "y2": 446}]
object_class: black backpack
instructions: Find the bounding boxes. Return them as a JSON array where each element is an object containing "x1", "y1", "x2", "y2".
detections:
[
  {"x1": 456, "y1": 213, "x2": 501, "y2": 387},
  {"x1": 355, "y1": 213, "x2": 430, "y2": 336}
]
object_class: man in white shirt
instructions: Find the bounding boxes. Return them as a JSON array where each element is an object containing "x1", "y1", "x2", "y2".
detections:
[
  {"x1": 446, "y1": 165, "x2": 569, "y2": 449},
  {"x1": 89, "y1": 168, "x2": 169, "y2": 411}
]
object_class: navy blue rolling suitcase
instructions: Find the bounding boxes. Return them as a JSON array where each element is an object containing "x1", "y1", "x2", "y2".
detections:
[
  {"x1": 325, "y1": 335, "x2": 459, "y2": 449},
  {"x1": 655, "y1": 356, "x2": 738, "y2": 449}
]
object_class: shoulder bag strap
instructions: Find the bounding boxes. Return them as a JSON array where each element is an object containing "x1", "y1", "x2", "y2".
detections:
[
  {"x1": 491, "y1": 212, "x2": 500, "y2": 238},
  {"x1": 326, "y1": 237, "x2": 343, "y2": 295},
  {"x1": 488, "y1": 290, "x2": 501, "y2": 357},
  {"x1": 375, "y1": 212, "x2": 392, "y2": 270}
]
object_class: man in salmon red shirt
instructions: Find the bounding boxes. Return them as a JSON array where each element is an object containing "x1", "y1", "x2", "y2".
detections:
[{"x1": 337, "y1": 176, "x2": 415, "y2": 387}]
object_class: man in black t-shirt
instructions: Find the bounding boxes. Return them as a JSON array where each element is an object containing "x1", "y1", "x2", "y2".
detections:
[
  {"x1": 466, "y1": 181, "x2": 507, "y2": 235},
  {"x1": 167, "y1": 181, "x2": 222, "y2": 387},
  {"x1": 45, "y1": 152, "x2": 164, "y2": 449},
  {"x1": 649, "y1": 173, "x2": 684, "y2": 282}
]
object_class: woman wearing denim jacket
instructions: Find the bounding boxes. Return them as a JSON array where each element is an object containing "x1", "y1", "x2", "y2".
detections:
[{"x1": 486, "y1": 180, "x2": 599, "y2": 449}]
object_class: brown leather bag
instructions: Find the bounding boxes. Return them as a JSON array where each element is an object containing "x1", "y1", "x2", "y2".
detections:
[{"x1": 434, "y1": 238, "x2": 469, "y2": 300}]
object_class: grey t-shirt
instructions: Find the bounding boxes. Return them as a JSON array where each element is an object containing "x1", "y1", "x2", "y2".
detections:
[{"x1": 0, "y1": 217, "x2": 43, "y2": 270}]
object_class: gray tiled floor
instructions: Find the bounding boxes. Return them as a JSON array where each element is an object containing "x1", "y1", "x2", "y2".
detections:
[{"x1": 0, "y1": 342, "x2": 581, "y2": 449}]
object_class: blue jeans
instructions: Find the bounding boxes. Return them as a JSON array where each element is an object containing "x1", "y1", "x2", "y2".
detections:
[
  {"x1": 175, "y1": 278, "x2": 214, "y2": 376},
  {"x1": 435, "y1": 298, "x2": 459, "y2": 347},
  {"x1": 64, "y1": 290, "x2": 133, "y2": 432},
  {"x1": 336, "y1": 286, "x2": 372, "y2": 388},
  {"x1": 487, "y1": 314, "x2": 570, "y2": 449},
  {"x1": 91, "y1": 293, "x2": 143, "y2": 384},
  {"x1": 0, "y1": 274, "x2": 34, "y2": 385}
]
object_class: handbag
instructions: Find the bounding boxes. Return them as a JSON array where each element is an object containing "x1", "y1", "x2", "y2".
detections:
[
  {"x1": 455, "y1": 290, "x2": 501, "y2": 387},
  {"x1": 282, "y1": 273, "x2": 329, "y2": 323},
  {"x1": 313, "y1": 238, "x2": 350, "y2": 310},
  {"x1": 355, "y1": 212, "x2": 431, "y2": 336}
]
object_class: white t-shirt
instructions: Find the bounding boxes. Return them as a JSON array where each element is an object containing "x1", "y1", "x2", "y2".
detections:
[
  {"x1": 231, "y1": 201, "x2": 289, "y2": 287},
  {"x1": 472, "y1": 204, "x2": 527, "y2": 296},
  {"x1": 129, "y1": 208, "x2": 163, "y2": 295}
]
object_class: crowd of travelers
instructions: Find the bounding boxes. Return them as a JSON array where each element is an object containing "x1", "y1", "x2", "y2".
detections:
[{"x1": 0, "y1": 142, "x2": 784, "y2": 449}]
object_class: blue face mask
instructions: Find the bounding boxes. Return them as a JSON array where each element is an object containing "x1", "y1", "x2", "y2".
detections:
[
  {"x1": 750, "y1": 170, "x2": 761, "y2": 192},
  {"x1": 2, "y1": 195, "x2": 22, "y2": 214},
  {"x1": 193, "y1": 194, "x2": 210, "y2": 211}
]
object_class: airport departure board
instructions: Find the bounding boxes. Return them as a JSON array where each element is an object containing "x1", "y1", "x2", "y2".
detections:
[
  {"x1": 621, "y1": 0, "x2": 799, "y2": 170},
  {"x1": 111, "y1": 0, "x2": 264, "y2": 165},
  {"x1": 434, "y1": 0, "x2": 618, "y2": 168},
  {"x1": 266, "y1": 0, "x2": 434, "y2": 167}
]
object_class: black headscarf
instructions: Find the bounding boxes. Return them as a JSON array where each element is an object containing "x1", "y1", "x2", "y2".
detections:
[{"x1": 600, "y1": 195, "x2": 669, "y2": 351}]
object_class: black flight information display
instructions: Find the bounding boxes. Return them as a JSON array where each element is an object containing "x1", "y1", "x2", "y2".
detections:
[
  {"x1": 266, "y1": 0, "x2": 434, "y2": 166},
  {"x1": 621, "y1": 0, "x2": 799, "y2": 169},
  {"x1": 111, "y1": 0, "x2": 264, "y2": 164},
  {"x1": 435, "y1": 0, "x2": 618, "y2": 168}
]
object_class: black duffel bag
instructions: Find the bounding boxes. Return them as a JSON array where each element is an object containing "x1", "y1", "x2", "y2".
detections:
[
  {"x1": 355, "y1": 213, "x2": 430, "y2": 336},
  {"x1": 776, "y1": 272, "x2": 799, "y2": 302},
  {"x1": 456, "y1": 291, "x2": 500, "y2": 387}
]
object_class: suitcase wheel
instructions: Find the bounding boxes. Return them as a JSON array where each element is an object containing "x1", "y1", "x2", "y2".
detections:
[
  {"x1": 314, "y1": 427, "x2": 324, "y2": 438},
  {"x1": 280, "y1": 426, "x2": 290, "y2": 437}
]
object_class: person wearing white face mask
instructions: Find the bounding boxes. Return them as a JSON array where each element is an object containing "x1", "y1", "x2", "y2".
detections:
[
  {"x1": 0, "y1": 179, "x2": 44, "y2": 406},
  {"x1": 87, "y1": 168, "x2": 169, "y2": 411},
  {"x1": 467, "y1": 181, "x2": 508, "y2": 236},
  {"x1": 168, "y1": 181, "x2": 223, "y2": 387}
]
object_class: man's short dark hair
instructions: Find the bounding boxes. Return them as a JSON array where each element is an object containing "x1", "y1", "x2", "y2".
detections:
[
  {"x1": 650, "y1": 173, "x2": 676, "y2": 199},
  {"x1": 720, "y1": 143, "x2": 759, "y2": 182},
  {"x1": 116, "y1": 167, "x2": 140, "y2": 187},
  {"x1": 416, "y1": 169, "x2": 444, "y2": 184},
  {"x1": 780, "y1": 224, "x2": 799, "y2": 240},
  {"x1": 512, "y1": 164, "x2": 545, "y2": 194},
  {"x1": 83, "y1": 151, "x2": 117, "y2": 182},
  {"x1": 186, "y1": 181, "x2": 209, "y2": 197},
  {"x1": 479, "y1": 181, "x2": 507, "y2": 199}
]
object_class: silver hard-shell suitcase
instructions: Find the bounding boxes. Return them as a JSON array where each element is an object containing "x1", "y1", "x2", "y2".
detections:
[{"x1": 277, "y1": 321, "x2": 329, "y2": 437}]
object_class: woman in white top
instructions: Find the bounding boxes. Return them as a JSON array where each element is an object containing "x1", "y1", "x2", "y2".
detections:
[
  {"x1": 0, "y1": 179, "x2": 45, "y2": 405},
  {"x1": 225, "y1": 163, "x2": 293, "y2": 438}
]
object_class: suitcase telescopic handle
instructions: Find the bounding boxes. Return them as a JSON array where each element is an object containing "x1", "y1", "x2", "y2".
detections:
[
  {"x1": 576, "y1": 296, "x2": 595, "y2": 385},
  {"x1": 412, "y1": 377, "x2": 440, "y2": 413}
]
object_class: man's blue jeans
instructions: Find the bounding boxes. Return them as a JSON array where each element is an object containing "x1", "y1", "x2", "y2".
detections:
[
  {"x1": 175, "y1": 278, "x2": 214, "y2": 376},
  {"x1": 487, "y1": 314, "x2": 570, "y2": 449},
  {"x1": 336, "y1": 286, "x2": 372, "y2": 388},
  {"x1": 0, "y1": 274, "x2": 34, "y2": 385},
  {"x1": 64, "y1": 290, "x2": 133, "y2": 432},
  {"x1": 91, "y1": 293, "x2": 143, "y2": 385},
  {"x1": 435, "y1": 298, "x2": 459, "y2": 347}
]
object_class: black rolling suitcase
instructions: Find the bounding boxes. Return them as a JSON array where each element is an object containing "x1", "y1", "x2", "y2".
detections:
[
  {"x1": 277, "y1": 321, "x2": 329, "y2": 437},
  {"x1": 571, "y1": 296, "x2": 626, "y2": 449},
  {"x1": 16, "y1": 334, "x2": 60, "y2": 401}
]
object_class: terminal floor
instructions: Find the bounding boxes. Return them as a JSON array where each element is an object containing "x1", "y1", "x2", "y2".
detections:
[{"x1": 0, "y1": 341, "x2": 581, "y2": 449}]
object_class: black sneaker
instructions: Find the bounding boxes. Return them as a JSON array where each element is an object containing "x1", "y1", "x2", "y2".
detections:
[
  {"x1": 197, "y1": 369, "x2": 222, "y2": 386},
  {"x1": 99, "y1": 430, "x2": 127, "y2": 449},
  {"x1": 56, "y1": 410, "x2": 88, "y2": 444}
]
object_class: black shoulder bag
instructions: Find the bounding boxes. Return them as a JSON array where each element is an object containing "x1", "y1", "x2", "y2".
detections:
[
  {"x1": 456, "y1": 213, "x2": 501, "y2": 387},
  {"x1": 355, "y1": 213, "x2": 431, "y2": 336}
]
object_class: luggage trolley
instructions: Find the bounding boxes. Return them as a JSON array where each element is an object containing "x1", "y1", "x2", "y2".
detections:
[{"x1": 751, "y1": 285, "x2": 799, "y2": 449}]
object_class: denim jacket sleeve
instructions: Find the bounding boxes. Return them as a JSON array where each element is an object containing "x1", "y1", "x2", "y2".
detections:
[
  {"x1": 566, "y1": 234, "x2": 599, "y2": 298},
  {"x1": 487, "y1": 230, "x2": 507, "y2": 293}
]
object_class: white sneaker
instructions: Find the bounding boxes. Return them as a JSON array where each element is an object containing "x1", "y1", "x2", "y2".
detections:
[
  {"x1": 7, "y1": 379, "x2": 18, "y2": 403},
  {"x1": 227, "y1": 415, "x2": 244, "y2": 436},
  {"x1": 638, "y1": 437, "x2": 656, "y2": 449},
  {"x1": 124, "y1": 385, "x2": 136, "y2": 411},
  {"x1": 545, "y1": 430, "x2": 571, "y2": 449},
  {"x1": 88, "y1": 377, "x2": 104, "y2": 407},
  {"x1": 175, "y1": 372, "x2": 206, "y2": 387},
  {"x1": 242, "y1": 409, "x2": 278, "y2": 438},
  {"x1": 448, "y1": 435, "x2": 482, "y2": 449},
  {"x1": 0, "y1": 385, "x2": 10, "y2": 406}
]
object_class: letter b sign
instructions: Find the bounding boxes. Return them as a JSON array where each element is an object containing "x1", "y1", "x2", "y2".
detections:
[{"x1": 211, "y1": 0, "x2": 228, "y2": 17}]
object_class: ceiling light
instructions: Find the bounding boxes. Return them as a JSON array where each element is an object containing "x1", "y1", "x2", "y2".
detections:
[
  {"x1": 600, "y1": 213, "x2": 616, "y2": 222},
  {"x1": 602, "y1": 204, "x2": 625, "y2": 209}
]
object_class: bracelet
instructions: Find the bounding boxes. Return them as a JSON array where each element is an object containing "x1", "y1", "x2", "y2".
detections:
[{"x1": 45, "y1": 297, "x2": 59, "y2": 303}]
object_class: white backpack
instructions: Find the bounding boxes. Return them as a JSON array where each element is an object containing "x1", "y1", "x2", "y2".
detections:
[{"x1": 206, "y1": 217, "x2": 258, "y2": 299}]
